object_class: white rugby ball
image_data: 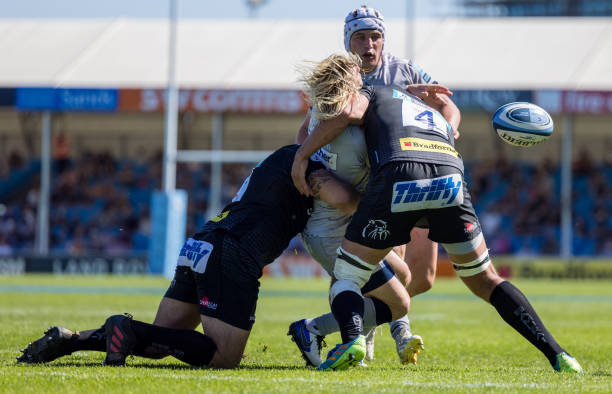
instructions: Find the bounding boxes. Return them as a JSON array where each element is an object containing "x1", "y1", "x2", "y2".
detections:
[{"x1": 492, "y1": 102, "x2": 553, "y2": 147}]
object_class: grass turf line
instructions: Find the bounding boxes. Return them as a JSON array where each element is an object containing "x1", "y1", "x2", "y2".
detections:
[{"x1": 1, "y1": 276, "x2": 611, "y2": 393}]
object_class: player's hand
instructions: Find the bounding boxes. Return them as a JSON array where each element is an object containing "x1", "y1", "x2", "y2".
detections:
[
  {"x1": 453, "y1": 128, "x2": 460, "y2": 139},
  {"x1": 291, "y1": 150, "x2": 312, "y2": 196},
  {"x1": 406, "y1": 84, "x2": 453, "y2": 105}
]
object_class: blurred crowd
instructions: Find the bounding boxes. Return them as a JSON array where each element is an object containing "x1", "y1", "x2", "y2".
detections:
[{"x1": 0, "y1": 149, "x2": 610, "y2": 257}]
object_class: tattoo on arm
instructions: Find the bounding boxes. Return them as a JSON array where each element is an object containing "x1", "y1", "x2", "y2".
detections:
[{"x1": 308, "y1": 169, "x2": 333, "y2": 198}]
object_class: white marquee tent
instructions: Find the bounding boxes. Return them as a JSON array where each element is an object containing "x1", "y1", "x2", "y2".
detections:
[{"x1": 0, "y1": 17, "x2": 610, "y2": 90}]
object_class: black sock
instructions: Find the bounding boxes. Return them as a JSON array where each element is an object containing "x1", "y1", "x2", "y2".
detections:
[
  {"x1": 489, "y1": 281, "x2": 564, "y2": 366},
  {"x1": 331, "y1": 291, "x2": 364, "y2": 343},
  {"x1": 130, "y1": 320, "x2": 217, "y2": 367},
  {"x1": 370, "y1": 297, "x2": 392, "y2": 325},
  {"x1": 70, "y1": 326, "x2": 106, "y2": 352}
]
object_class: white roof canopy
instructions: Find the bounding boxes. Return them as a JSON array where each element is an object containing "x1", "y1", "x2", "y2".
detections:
[{"x1": 0, "y1": 17, "x2": 610, "y2": 90}]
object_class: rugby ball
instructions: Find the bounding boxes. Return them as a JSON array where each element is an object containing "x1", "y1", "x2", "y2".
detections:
[{"x1": 491, "y1": 102, "x2": 553, "y2": 147}]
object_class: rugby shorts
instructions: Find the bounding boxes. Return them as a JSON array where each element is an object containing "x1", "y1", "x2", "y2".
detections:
[
  {"x1": 164, "y1": 230, "x2": 259, "y2": 331},
  {"x1": 301, "y1": 232, "x2": 395, "y2": 292},
  {"x1": 345, "y1": 161, "x2": 482, "y2": 250}
]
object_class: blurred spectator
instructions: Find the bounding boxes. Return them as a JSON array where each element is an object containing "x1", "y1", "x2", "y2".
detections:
[
  {"x1": 0, "y1": 233, "x2": 12, "y2": 255},
  {"x1": 53, "y1": 132, "x2": 71, "y2": 174},
  {"x1": 8, "y1": 151, "x2": 24, "y2": 170},
  {"x1": 0, "y1": 150, "x2": 609, "y2": 257}
]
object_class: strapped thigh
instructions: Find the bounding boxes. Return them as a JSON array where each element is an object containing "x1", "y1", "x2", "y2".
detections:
[{"x1": 443, "y1": 233, "x2": 491, "y2": 277}]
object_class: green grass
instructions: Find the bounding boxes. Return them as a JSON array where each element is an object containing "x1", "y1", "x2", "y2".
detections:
[{"x1": 1, "y1": 275, "x2": 611, "y2": 393}]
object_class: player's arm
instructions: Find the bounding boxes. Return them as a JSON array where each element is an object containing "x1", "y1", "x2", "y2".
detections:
[
  {"x1": 308, "y1": 169, "x2": 360, "y2": 215},
  {"x1": 296, "y1": 109, "x2": 311, "y2": 144},
  {"x1": 406, "y1": 83, "x2": 461, "y2": 138},
  {"x1": 407, "y1": 61, "x2": 462, "y2": 138},
  {"x1": 292, "y1": 93, "x2": 369, "y2": 196},
  {"x1": 436, "y1": 94, "x2": 461, "y2": 139}
]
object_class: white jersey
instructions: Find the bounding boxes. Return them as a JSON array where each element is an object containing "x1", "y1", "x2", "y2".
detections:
[
  {"x1": 302, "y1": 52, "x2": 437, "y2": 274},
  {"x1": 362, "y1": 53, "x2": 433, "y2": 88},
  {"x1": 302, "y1": 115, "x2": 370, "y2": 274}
]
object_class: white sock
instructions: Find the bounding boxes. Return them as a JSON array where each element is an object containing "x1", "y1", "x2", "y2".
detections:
[{"x1": 389, "y1": 315, "x2": 412, "y2": 340}]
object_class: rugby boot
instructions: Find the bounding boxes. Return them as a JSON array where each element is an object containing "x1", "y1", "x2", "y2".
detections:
[
  {"x1": 104, "y1": 314, "x2": 137, "y2": 366},
  {"x1": 288, "y1": 319, "x2": 325, "y2": 367},
  {"x1": 317, "y1": 335, "x2": 366, "y2": 371},
  {"x1": 395, "y1": 328, "x2": 424, "y2": 365},
  {"x1": 553, "y1": 352, "x2": 583, "y2": 373},
  {"x1": 17, "y1": 326, "x2": 77, "y2": 363}
]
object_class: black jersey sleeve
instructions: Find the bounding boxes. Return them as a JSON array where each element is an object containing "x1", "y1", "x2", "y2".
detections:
[
  {"x1": 359, "y1": 84, "x2": 375, "y2": 101},
  {"x1": 305, "y1": 158, "x2": 326, "y2": 177}
]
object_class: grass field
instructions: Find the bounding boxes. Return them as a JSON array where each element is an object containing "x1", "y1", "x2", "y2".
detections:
[{"x1": 1, "y1": 275, "x2": 611, "y2": 393}]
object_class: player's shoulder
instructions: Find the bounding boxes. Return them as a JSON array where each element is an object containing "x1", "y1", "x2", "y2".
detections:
[
  {"x1": 257, "y1": 144, "x2": 299, "y2": 171},
  {"x1": 382, "y1": 53, "x2": 415, "y2": 71},
  {"x1": 383, "y1": 52, "x2": 437, "y2": 84}
]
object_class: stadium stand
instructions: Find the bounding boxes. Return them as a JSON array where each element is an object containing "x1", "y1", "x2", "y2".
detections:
[
  {"x1": 0, "y1": 17, "x2": 610, "y2": 267},
  {"x1": 0, "y1": 149, "x2": 609, "y2": 257}
]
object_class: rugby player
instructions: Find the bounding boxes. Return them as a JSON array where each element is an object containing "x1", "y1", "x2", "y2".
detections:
[
  {"x1": 291, "y1": 53, "x2": 583, "y2": 373},
  {"x1": 18, "y1": 145, "x2": 363, "y2": 368},
  {"x1": 17, "y1": 144, "x2": 414, "y2": 369},
  {"x1": 289, "y1": 5, "x2": 459, "y2": 365}
]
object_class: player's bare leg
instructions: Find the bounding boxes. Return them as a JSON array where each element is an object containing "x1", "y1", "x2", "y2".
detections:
[
  {"x1": 444, "y1": 234, "x2": 582, "y2": 373},
  {"x1": 386, "y1": 244, "x2": 409, "y2": 286},
  {"x1": 143, "y1": 297, "x2": 201, "y2": 358},
  {"x1": 368, "y1": 231, "x2": 431, "y2": 364},
  {"x1": 200, "y1": 315, "x2": 251, "y2": 369},
  {"x1": 293, "y1": 246, "x2": 422, "y2": 367},
  {"x1": 405, "y1": 228, "x2": 438, "y2": 296},
  {"x1": 153, "y1": 297, "x2": 201, "y2": 328},
  {"x1": 317, "y1": 240, "x2": 391, "y2": 370}
]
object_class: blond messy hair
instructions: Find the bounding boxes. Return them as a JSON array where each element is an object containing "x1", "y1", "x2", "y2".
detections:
[{"x1": 299, "y1": 53, "x2": 362, "y2": 120}]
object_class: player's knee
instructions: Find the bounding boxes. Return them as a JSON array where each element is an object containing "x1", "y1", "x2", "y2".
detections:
[
  {"x1": 333, "y1": 247, "x2": 375, "y2": 288},
  {"x1": 330, "y1": 279, "x2": 361, "y2": 304},
  {"x1": 211, "y1": 357, "x2": 240, "y2": 369},
  {"x1": 210, "y1": 349, "x2": 243, "y2": 369},
  {"x1": 393, "y1": 263, "x2": 411, "y2": 288},
  {"x1": 218, "y1": 356, "x2": 242, "y2": 369},
  {"x1": 410, "y1": 277, "x2": 434, "y2": 295}
]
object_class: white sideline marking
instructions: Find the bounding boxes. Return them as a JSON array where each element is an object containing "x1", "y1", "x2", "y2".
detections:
[{"x1": 10, "y1": 370, "x2": 610, "y2": 390}]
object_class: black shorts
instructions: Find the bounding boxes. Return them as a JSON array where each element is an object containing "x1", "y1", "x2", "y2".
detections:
[
  {"x1": 164, "y1": 230, "x2": 259, "y2": 331},
  {"x1": 345, "y1": 161, "x2": 481, "y2": 249}
]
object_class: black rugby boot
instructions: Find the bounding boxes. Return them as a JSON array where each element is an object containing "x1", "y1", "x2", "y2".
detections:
[
  {"x1": 104, "y1": 314, "x2": 137, "y2": 366},
  {"x1": 17, "y1": 326, "x2": 77, "y2": 363}
]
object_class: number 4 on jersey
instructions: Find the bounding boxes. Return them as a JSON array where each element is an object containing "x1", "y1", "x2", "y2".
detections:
[{"x1": 414, "y1": 110, "x2": 436, "y2": 129}]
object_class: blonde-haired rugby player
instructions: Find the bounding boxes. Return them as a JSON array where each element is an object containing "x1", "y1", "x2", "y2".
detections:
[
  {"x1": 289, "y1": 5, "x2": 460, "y2": 366},
  {"x1": 291, "y1": 52, "x2": 582, "y2": 373}
]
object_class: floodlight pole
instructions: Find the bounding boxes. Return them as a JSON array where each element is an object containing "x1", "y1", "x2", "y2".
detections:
[{"x1": 162, "y1": 0, "x2": 179, "y2": 192}]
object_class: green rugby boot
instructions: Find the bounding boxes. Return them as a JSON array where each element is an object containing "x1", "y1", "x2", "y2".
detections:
[
  {"x1": 553, "y1": 352, "x2": 583, "y2": 373},
  {"x1": 317, "y1": 335, "x2": 366, "y2": 371}
]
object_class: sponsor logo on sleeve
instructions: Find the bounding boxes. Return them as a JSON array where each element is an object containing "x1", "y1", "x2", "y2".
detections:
[
  {"x1": 399, "y1": 137, "x2": 458, "y2": 157},
  {"x1": 210, "y1": 211, "x2": 229, "y2": 222},
  {"x1": 391, "y1": 174, "x2": 464, "y2": 212},
  {"x1": 177, "y1": 238, "x2": 214, "y2": 274}
]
